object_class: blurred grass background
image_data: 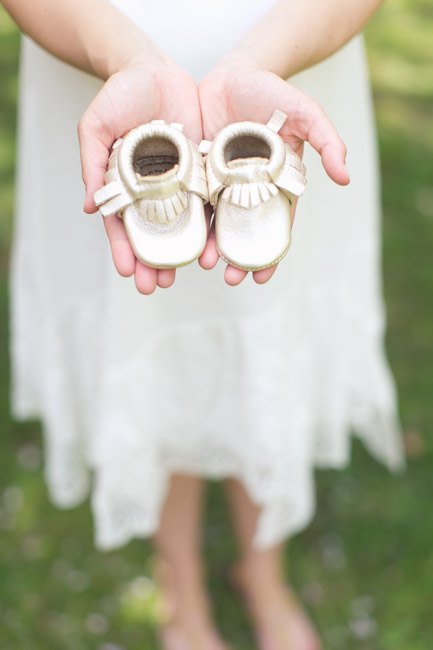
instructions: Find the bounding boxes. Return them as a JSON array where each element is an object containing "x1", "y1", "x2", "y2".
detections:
[{"x1": 0, "y1": 1, "x2": 432, "y2": 648}]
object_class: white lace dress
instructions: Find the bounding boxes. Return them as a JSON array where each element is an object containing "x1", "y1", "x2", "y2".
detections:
[{"x1": 11, "y1": 0, "x2": 404, "y2": 550}]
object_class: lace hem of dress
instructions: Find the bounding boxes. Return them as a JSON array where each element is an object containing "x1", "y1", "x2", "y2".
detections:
[{"x1": 11, "y1": 329, "x2": 404, "y2": 551}]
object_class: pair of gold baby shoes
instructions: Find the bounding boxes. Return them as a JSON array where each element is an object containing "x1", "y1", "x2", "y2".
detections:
[{"x1": 93, "y1": 110, "x2": 307, "y2": 271}]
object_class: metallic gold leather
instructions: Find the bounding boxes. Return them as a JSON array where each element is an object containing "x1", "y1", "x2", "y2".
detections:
[
  {"x1": 204, "y1": 110, "x2": 307, "y2": 271},
  {"x1": 217, "y1": 191, "x2": 292, "y2": 272},
  {"x1": 93, "y1": 120, "x2": 208, "y2": 269},
  {"x1": 124, "y1": 193, "x2": 207, "y2": 269}
]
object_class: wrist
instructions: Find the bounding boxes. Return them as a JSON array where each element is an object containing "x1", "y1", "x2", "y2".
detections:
[
  {"x1": 208, "y1": 47, "x2": 292, "y2": 84},
  {"x1": 79, "y1": 2, "x2": 175, "y2": 80},
  {"x1": 90, "y1": 39, "x2": 175, "y2": 80},
  {"x1": 210, "y1": 51, "x2": 264, "y2": 78}
]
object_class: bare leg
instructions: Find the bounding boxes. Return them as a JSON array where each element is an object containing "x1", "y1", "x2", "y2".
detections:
[
  {"x1": 152, "y1": 473, "x2": 231, "y2": 650},
  {"x1": 224, "y1": 478, "x2": 322, "y2": 650}
]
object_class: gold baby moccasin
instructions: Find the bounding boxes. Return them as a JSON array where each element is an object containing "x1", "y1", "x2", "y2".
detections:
[
  {"x1": 94, "y1": 121, "x2": 208, "y2": 269},
  {"x1": 201, "y1": 109, "x2": 307, "y2": 271}
]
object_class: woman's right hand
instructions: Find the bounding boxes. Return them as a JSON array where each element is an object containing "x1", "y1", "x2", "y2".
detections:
[{"x1": 78, "y1": 59, "x2": 203, "y2": 295}]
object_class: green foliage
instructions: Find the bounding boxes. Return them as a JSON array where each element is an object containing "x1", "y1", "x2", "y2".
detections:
[
  {"x1": 0, "y1": 9, "x2": 18, "y2": 254},
  {"x1": 1, "y1": 2, "x2": 432, "y2": 649}
]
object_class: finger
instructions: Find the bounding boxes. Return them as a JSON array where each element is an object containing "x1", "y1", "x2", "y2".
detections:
[
  {"x1": 253, "y1": 264, "x2": 278, "y2": 284},
  {"x1": 134, "y1": 260, "x2": 158, "y2": 295},
  {"x1": 302, "y1": 101, "x2": 350, "y2": 186},
  {"x1": 199, "y1": 209, "x2": 219, "y2": 270},
  {"x1": 177, "y1": 101, "x2": 204, "y2": 144},
  {"x1": 276, "y1": 80, "x2": 349, "y2": 186},
  {"x1": 199, "y1": 239, "x2": 219, "y2": 269},
  {"x1": 157, "y1": 268, "x2": 176, "y2": 289},
  {"x1": 224, "y1": 265, "x2": 248, "y2": 286},
  {"x1": 78, "y1": 110, "x2": 113, "y2": 213},
  {"x1": 103, "y1": 215, "x2": 136, "y2": 277}
]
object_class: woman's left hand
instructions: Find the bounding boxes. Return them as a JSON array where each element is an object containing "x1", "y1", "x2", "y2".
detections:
[{"x1": 198, "y1": 64, "x2": 350, "y2": 286}]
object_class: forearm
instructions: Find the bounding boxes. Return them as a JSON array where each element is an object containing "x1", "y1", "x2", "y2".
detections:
[
  {"x1": 1, "y1": 0, "x2": 171, "y2": 78},
  {"x1": 219, "y1": 0, "x2": 383, "y2": 78}
]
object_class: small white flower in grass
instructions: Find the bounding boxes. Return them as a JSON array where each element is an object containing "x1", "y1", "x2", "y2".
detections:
[
  {"x1": 349, "y1": 595, "x2": 377, "y2": 640},
  {"x1": 86, "y1": 613, "x2": 109, "y2": 635},
  {"x1": 319, "y1": 533, "x2": 346, "y2": 572},
  {"x1": 350, "y1": 595, "x2": 375, "y2": 616},
  {"x1": 120, "y1": 575, "x2": 168, "y2": 625},
  {"x1": 301, "y1": 582, "x2": 325, "y2": 607},
  {"x1": 349, "y1": 617, "x2": 377, "y2": 640},
  {"x1": 66, "y1": 569, "x2": 90, "y2": 593}
]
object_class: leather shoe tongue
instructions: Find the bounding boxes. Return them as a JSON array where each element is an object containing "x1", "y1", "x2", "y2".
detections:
[
  {"x1": 226, "y1": 157, "x2": 270, "y2": 184},
  {"x1": 227, "y1": 157, "x2": 269, "y2": 168}
]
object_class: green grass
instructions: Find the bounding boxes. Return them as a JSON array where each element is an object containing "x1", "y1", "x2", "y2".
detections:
[{"x1": 1, "y1": 2, "x2": 433, "y2": 648}]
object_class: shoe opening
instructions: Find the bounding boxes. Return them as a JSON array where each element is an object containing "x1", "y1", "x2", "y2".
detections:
[
  {"x1": 224, "y1": 135, "x2": 271, "y2": 164},
  {"x1": 132, "y1": 137, "x2": 179, "y2": 176}
]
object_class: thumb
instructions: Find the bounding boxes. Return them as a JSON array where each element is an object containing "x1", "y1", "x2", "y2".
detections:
[
  {"x1": 302, "y1": 98, "x2": 350, "y2": 186},
  {"x1": 77, "y1": 110, "x2": 113, "y2": 213}
]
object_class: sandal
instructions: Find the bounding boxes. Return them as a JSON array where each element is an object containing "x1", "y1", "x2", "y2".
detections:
[
  {"x1": 94, "y1": 120, "x2": 208, "y2": 269},
  {"x1": 201, "y1": 109, "x2": 307, "y2": 272}
]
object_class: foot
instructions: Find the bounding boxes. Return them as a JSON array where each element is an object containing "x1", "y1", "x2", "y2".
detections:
[
  {"x1": 154, "y1": 556, "x2": 232, "y2": 650},
  {"x1": 228, "y1": 564, "x2": 322, "y2": 650}
]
